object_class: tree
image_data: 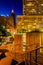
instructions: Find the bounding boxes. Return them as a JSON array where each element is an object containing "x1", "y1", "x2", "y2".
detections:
[
  {"x1": 0, "y1": 25, "x2": 11, "y2": 37},
  {"x1": 31, "y1": 29, "x2": 41, "y2": 33},
  {"x1": 0, "y1": 25, "x2": 11, "y2": 45}
]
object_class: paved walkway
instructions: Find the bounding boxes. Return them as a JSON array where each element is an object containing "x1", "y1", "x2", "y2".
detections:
[{"x1": 0, "y1": 52, "x2": 13, "y2": 65}]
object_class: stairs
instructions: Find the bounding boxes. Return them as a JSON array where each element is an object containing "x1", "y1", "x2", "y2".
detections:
[
  {"x1": 25, "y1": 51, "x2": 43, "y2": 65},
  {"x1": 37, "y1": 53, "x2": 43, "y2": 65}
]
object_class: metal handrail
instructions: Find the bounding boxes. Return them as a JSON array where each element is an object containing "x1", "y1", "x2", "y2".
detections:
[
  {"x1": 28, "y1": 46, "x2": 43, "y2": 65},
  {"x1": 30, "y1": 45, "x2": 43, "y2": 52}
]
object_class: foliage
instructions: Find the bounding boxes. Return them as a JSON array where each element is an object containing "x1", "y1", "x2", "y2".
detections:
[
  {"x1": 10, "y1": 37, "x2": 14, "y2": 41},
  {"x1": 31, "y1": 29, "x2": 41, "y2": 32},
  {"x1": 0, "y1": 25, "x2": 11, "y2": 36},
  {"x1": 18, "y1": 29, "x2": 27, "y2": 34}
]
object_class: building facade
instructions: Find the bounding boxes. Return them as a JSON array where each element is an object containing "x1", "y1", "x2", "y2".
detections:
[
  {"x1": 16, "y1": 0, "x2": 43, "y2": 53},
  {"x1": 23, "y1": 0, "x2": 43, "y2": 15},
  {"x1": 16, "y1": 15, "x2": 43, "y2": 33},
  {"x1": 0, "y1": 9, "x2": 16, "y2": 36}
]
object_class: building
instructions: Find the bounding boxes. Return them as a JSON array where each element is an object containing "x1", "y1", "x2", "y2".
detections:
[
  {"x1": 16, "y1": 15, "x2": 43, "y2": 33},
  {"x1": 0, "y1": 9, "x2": 16, "y2": 36},
  {"x1": 16, "y1": 0, "x2": 43, "y2": 33},
  {"x1": 26, "y1": 32, "x2": 41, "y2": 51},
  {"x1": 23, "y1": 0, "x2": 43, "y2": 15},
  {"x1": 16, "y1": 0, "x2": 43, "y2": 53}
]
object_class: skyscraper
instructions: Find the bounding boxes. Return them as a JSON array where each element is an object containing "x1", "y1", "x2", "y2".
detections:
[{"x1": 23, "y1": 0, "x2": 43, "y2": 15}]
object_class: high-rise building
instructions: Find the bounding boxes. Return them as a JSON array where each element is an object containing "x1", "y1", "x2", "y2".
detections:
[
  {"x1": 16, "y1": 0, "x2": 43, "y2": 53},
  {"x1": 23, "y1": 0, "x2": 43, "y2": 15},
  {"x1": 15, "y1": 0, "x2": 43, "y2": 32}
]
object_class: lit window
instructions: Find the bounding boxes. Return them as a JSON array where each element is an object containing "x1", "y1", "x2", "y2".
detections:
[
  {"x1": 38, "y1": 12, "x2": 41, "y2": 14},
  {"x1": 41, "y1": 4, "x2": 43, "y2": 6},
  {"x1": 28, "y1": 29, "x2": 31, "y2": 32},
  {"x1": 33, "y1": 23, "x2": 37, "y2": 25},
  {"x1": 3, "y1": 26, "x2": 5, "y2": 28},
  {"x1": 26, "y1": 2, "x2": 34, "y2": 6},
  {"x1": 30, "y1": 9, "x2": 36, "y2": 13},
  {"x1": 23, "y1": 46, "x2": 26, "y2": 51},
  {"x1": 0, "y1": 42, "x2": 2, "y2": 45},
  {"x1": 22, "y1": 33, "x2": 26, "y2": 51},
  {"x1": 28, "y1": 25, "x2": 31, "y2": 28},
  {"x1": 22, "y1": 23, "x2": 24, "y2": 25}
]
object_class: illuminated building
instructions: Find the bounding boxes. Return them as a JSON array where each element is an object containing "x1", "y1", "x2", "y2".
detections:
[
  {"x1": 16, "y1": 15, "x2": 43, "y2": 52},
  {"x1": 0, "y1": 9, "x2": 16, "y2": 36},
  {"x1": 23, "y1": 0, "x2": 43, "y2": 15},
  {"x1": 16, "y1": 15, "x2": 43, "y2": 32},
  {"x1": 16, "y1": 0, "x2": 43, "y2": 52}
]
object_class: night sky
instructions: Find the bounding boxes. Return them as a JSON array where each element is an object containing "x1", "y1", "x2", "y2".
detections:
[{"x1": 0, "y1": 0, "x2": 22, "y2": 16}]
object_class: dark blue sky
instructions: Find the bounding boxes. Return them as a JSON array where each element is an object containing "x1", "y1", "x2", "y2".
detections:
[{"x1": 0, "y1": 0, "x2": 22, "y2": 16}]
